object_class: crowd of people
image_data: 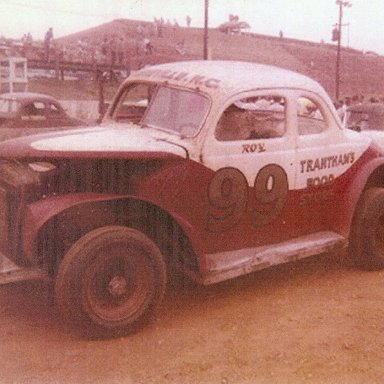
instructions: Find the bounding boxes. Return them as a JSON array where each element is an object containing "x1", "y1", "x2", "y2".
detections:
[
  {"x1": 1, "y1": 15, "x2": 193, "y2": 73},
  {"x1": 335, "y1": 94, "x2": 384, "y2": 121},
  {"x1": 2, "y1": 17, "x2": 384, "y2": 110}
]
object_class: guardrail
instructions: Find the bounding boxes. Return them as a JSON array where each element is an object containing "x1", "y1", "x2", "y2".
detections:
[{"x1": 27, "y1": 59, "x2": 130, "y2": 80}]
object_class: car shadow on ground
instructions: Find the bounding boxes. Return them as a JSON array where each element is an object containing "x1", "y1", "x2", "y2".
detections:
[{"x1": 0, "y1": 249, "x2": 356, "y2": 339}]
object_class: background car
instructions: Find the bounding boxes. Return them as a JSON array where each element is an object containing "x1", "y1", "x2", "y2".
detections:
[
  {"x1": 0, "y1": 92, "x2": 86, "y2": 141},
  {"x1": 345, "y1": 102, "x2": 384, "y2": 132},
  {"x1": 345, "y1": 102, "x2": 384, "y2": 149}
]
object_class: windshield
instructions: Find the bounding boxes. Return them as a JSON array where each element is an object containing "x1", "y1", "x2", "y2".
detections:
[
  {"x1": 112, "y1": 83, "x2": 210, "y2": 137},
  {"x1": 0, "y1": 98, "x2": 19, "y2": 114}
]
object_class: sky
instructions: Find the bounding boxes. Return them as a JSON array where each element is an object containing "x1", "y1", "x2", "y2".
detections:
[{"x1": 1, "y1": 0, "x2": 384, "y2": 55}]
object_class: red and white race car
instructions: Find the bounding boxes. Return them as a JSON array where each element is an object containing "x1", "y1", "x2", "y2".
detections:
[{"x1": 0, "y1": 60, "x2": 383, "y2": 337}]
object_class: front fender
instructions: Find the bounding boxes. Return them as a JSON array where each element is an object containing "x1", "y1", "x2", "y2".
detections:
[
  {"x1": 22, "y1": 192, "x2": 204, "y2": 266},
  {"x1": 23, "y1": 193, "x2": 122, "y2": 262}
]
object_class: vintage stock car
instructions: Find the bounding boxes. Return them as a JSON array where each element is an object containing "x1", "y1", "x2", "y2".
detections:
[{"x1": 0, "y1": 60, "x2": 384, "y2": 336}]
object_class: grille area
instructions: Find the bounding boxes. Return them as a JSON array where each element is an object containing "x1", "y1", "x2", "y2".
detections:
[{"x1": 0, "y1": 158, "x2": 166, "y2": 265}]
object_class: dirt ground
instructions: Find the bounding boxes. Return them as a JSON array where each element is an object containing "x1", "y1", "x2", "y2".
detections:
[{"x1": 1, "y1": 249, "x2": 384, "y2": 384}]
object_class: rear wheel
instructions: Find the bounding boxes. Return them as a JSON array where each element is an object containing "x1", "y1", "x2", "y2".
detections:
[
  {"x1": 55, "y1": 226, "x2": 167, "y2": 337},
  {"x1": 350, "y1": 188, "x2": 384, "y2": 270}
]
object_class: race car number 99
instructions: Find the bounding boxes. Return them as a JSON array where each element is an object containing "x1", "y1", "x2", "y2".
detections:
[{"x1": 207, "y1": 164, "x2": 288, "y2": 232}]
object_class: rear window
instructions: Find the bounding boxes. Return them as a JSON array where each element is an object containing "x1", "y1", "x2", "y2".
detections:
[{"x1": 0, "y1": 98, "x2": 19, "y2": 113}]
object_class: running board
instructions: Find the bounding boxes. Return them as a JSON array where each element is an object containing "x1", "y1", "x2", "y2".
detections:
[
  {"x1": 0, "y1": 254, "x2": 50, "y2": 285},
  {"x1": 202, "y1": 231, "x2": 347, "y2": 285}
]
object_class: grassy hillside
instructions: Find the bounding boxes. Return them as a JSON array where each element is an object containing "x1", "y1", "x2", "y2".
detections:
[{"x1": 41, "y1": 18, "x2": 384, "y2": 101}]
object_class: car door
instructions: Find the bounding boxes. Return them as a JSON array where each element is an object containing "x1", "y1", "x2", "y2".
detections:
[
  {"x1": 201, "y1": 90, "x2": 297, "y2": 251},
  {"x1": 20, "y1": 101, "x2": 49, "y2": 128},
  {"x1": 46, "y1": 101, "x2": 73, "y2": 127},
  {"x1": 293, "y1": 90, "x2": 358, "y2": 234}
]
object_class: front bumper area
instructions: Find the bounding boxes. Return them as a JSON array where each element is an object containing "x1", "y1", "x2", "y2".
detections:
[{"x1": 0, "y1": 252, "x2": 50, "y2": 285}]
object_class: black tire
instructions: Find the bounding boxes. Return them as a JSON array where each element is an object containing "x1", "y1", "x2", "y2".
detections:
[
  {"x1": 55, "y1": 226, "x2": 167, "y2": 337},
  {"x1": 350, "y1": 187, "x2": 384, "y2": 270}
]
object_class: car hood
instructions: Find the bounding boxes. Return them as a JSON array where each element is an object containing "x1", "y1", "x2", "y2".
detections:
[{"x1": 0, "y1": 124, "x2": 189, "y2": 160}]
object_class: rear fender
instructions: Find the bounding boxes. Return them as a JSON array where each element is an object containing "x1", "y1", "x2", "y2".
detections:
[{"x1": 338, "y1": 157, "x2": 384, "y2": 236}]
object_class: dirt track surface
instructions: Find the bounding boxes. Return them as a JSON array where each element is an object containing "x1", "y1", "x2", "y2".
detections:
[{"x1": 1, "y1": 250, "x2": 384, "y2": 383}]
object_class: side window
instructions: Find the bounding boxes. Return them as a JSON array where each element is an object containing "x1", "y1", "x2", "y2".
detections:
[
  {"x1": 297, "y1": 97, "x2": 326, "y2": 135},
  {"x1": 215, "y1": 95, "x2": 286, "y2": 141},
  {"x1": 21, "y1": 102, "x2": 46, "y2": 120},
  {"x1": 113, "y1": 83, "x2": 153, "y2": 123},
  {"x1": 49, "y1": 102, "x2": 61, "y2": 116}
]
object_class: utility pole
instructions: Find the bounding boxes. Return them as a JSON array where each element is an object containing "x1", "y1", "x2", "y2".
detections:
[
  {"x1": 335, "y1": 0, "x2": 352, "y2": 100},
  {"x1": 204, "y1": 0, "x2": 209, "y2": 60}
]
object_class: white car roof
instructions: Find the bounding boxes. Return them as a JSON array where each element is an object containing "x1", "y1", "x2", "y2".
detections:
[{"x1": 128, "y1": 60, "x2": 328, "y2": 99}]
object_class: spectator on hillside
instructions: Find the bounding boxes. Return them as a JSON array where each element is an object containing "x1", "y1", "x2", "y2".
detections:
[
  {"x1": 24, "y1": 32, "x2": 33, "y2": 45},
  {"x1": 75, "y1": 39, "x2": 87, "y2": 63},
  {"x1": 22, "y1": 32, "x2": 33, "y2": 57},
  {"x1": 144, "y1": 38, "x2": 153, "y2": 55},
  {"x1": 94, "y1": 48, "x2": 105, "y2": 65},
  {"x1": 175, "y1": 40, "x2": 186, "y2": 55},
  {"x1": 109, "y1": 36, "x2": 118, "y2": 66},
  {"x1": 137, "y1": 24, "x2": 144, "y2": 36},
  {"x1": 173, "y1": 19, "x2": 179, "y2": 34},
  {"x1": 153, "y1": 18, "x2": 164, "y2": 37},
  {"x1": 186, "y1": 15, "x2": 192, "y2": 27},
  {"x1": 117, "y1": 37, "x2": 125, "y2": 65},
  {"x1": 44, "y1": 27, "x2": 53, "y2": 62}
]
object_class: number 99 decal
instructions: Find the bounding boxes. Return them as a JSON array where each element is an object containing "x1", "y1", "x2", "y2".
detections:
[
  {"x1": 207, "y1": 164, "x2": 288, "y2": 233},
  {"x1": 207, "y1": 167, "x2": 248, "y2": 233},
  {"x1": 252, "y1": 164, "x2": 288, "y2": 227}
]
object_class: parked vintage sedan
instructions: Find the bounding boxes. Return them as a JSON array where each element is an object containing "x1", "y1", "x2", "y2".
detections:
[
  {"x1": 0, "y1": 92, "x2": 85, "y2": 140},
  {"x1": 345, "y1": 102, "x2": 384, "y2": 148},
  {"x1": 345, "y1": 102, "x2": 384, "y2": 132},
  {"x1": 1, "y1": 61, "x2": 384, "y2": 337}
]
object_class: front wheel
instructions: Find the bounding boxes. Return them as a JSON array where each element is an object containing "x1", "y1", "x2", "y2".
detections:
[
  {"x1": 55, "y1": 226, "x2": 167, "y2": 337},
  {"x1": 349, "y1": 188, "x2": 384, "y2": 270}
]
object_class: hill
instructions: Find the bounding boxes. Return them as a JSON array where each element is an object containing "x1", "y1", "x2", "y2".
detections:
[{"x1": 49, "y1": 18, "x2": 384, "y2": 101}]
